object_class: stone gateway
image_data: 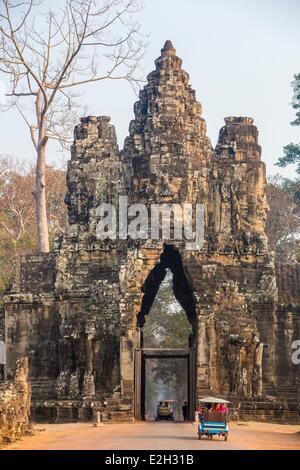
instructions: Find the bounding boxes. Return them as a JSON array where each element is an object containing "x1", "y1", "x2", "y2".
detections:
[{"x1": 4, "y1": 41, "x2": 300, "y2": 423}]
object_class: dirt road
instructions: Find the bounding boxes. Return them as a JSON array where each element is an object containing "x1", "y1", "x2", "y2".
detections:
[{"x1": 2, "y1": 421, "x2": 300, "y2": 450}]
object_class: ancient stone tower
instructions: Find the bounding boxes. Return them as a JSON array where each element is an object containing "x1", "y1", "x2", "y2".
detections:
[{"x1": 4, "y1": 41, "x2": 300, "y2": 422}]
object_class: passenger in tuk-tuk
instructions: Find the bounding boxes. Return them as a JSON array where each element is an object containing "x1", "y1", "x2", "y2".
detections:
[
  {"x1": 220, "y1": 403, "x2": 228, "y2": 414},
  {"x1": 198, "y1": 403, "x2": 207, "y2": 423}
]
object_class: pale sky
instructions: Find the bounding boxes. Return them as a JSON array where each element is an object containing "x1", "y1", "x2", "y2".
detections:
[{"x1": 0, "y1": 0, "x2": 299, "y2": 177}]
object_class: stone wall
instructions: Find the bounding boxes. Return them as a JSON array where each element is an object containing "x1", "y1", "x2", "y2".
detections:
[
  {"x1": 273, "y1": 263, "x2": 300, "y2": 403},
  {"x1": 0, "y1": 357, "x2": 31, "y2": 444}
]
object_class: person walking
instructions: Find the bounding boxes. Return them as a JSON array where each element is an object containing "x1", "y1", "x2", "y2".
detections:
[{"x1": 182, "y1": 401, "x2": 188, "y2": 421}]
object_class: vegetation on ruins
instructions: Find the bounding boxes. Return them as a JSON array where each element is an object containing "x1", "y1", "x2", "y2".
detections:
[{"x1": 0, "y1": 0, "x2": 145, "y2": 252}]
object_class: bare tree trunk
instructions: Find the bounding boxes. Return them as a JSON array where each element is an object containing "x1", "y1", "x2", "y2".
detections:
[
  {"x1": 35, "y1": 139, "x2": 50, "y2": 253},
  {"x1": 1, "y1": 0, "x2": 145, "y2": 253}
]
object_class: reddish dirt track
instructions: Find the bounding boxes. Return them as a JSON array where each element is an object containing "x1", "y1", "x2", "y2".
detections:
[{"x1": 2, "y1": 421, "x2": 300, "y2": 450}]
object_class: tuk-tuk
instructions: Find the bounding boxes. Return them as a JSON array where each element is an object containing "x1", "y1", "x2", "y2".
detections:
[
  {"x1": 156, "y1": 400, "x2": 175, "y2": 421},
  {"x1": 197, "y1": 396, "x2": 229, "y2": 441}
]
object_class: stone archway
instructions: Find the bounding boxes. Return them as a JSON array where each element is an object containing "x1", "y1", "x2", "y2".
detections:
[
  {"x1": 4, "y1": 40, "x2": 300, "y2": 424},
  {"x1": 133, "y1": 245, "x2": 197, "y2": 421}
]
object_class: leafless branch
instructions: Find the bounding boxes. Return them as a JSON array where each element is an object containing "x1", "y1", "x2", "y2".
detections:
[{"x1": 0, "y1": 0, "x2": 146, "y2": 251}]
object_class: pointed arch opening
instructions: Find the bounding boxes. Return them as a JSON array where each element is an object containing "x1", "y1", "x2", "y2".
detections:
[
  {"x1": 137, "y1": 245, "x2": 197, "y2": 336},
  {"x1": 135, "y1": 245, "x2": 197, "y2": 421}
]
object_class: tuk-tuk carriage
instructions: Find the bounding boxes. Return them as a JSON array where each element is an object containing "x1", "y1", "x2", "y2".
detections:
[
  {"x1": 156, "y1": 400, "x2": 175, "y2": 421},
  {"x1": 198, "y1": 396, "x2": 229, "y2": 441}
]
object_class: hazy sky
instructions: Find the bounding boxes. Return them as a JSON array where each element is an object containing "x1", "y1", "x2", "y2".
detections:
[{"x1": 0, "y1": 0, "x2": 299, "y2": 177}]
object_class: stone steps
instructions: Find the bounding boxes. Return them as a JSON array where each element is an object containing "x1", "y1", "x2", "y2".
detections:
[
  {"x1": 31, "y1": 380, "x2": 57, "y2": 399},
  {"x1": 230, "y1": 410, "x2": 300, "y2": 424},
  {"x1": 263, "y1": 385, "x2": 299, "y2": 402}
]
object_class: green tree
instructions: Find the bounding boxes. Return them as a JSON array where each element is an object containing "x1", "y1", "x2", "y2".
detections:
[{"x1": 277, "y1": 74, "x2": 300, "y2": 196}]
